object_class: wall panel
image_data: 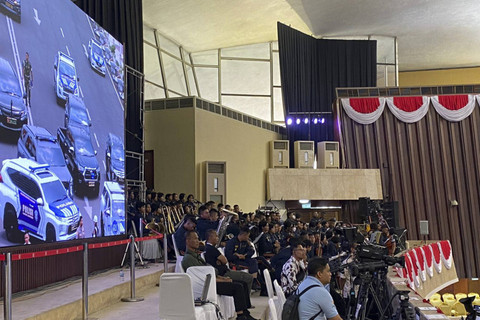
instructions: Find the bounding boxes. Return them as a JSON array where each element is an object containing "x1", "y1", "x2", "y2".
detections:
[{"x1": 337, "y1": 100, "x2": 480, "y2": 278}]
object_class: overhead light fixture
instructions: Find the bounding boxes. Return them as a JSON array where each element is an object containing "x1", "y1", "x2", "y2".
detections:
[
  {"x1": 286, "y1": 118, "x2": 293, "y2": 126},
  {"x1": 296, "y1": 118, "x2": 301, "y2": 125},
  {"x1": 304, "y1": 117, "x2": 309, "y2": 124},
  {"x1": 299, "y1": 199, "x2": 310, "y2": 204},
  {"x1": 313, "y1": 118, "x2": 318, "y2": 124}
]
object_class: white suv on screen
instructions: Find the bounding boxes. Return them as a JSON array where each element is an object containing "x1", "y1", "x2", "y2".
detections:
[{"x1": 0, "y1": 158, "x2": 81, "y2": 243}]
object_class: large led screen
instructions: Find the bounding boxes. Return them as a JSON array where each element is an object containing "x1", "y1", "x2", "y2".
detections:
[{"x1": 0, "y1": 0, "x2": 125, "y2": 246}]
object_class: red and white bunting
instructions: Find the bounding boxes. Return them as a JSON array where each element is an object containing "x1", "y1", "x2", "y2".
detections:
[
  {"x1": 386, "y1": 96, "x2": 430, "y2": 123},
  {"x1": 413, "y1": 247, "x2": 427, "y2": 282},
  {"x1": 431, "y1": 94, "x2": 476, "y2": 122},
  {"x1": 341, "y1": 97, "x2": 385, "y2": 124},
  {"x1": 439, "y1": 240, "x2": 453, "y2": 270},
  {"x1": 430, "y1": 243, "x2": 442, "y2": 274},
  {"x1": 421, "y1": 245, "x2": 434, "y2": 278}
]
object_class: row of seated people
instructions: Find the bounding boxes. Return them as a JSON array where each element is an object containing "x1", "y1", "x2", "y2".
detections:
[{"x1": 179, "y1": 225, "x2": 343, "y2": 320}]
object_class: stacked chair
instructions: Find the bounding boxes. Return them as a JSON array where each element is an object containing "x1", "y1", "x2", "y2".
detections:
[{"x1": 431, "y1": 292, "x2": 480, "y2": 317}]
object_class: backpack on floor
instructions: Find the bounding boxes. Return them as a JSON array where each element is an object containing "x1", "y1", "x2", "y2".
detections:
[{"x1": 281, "y1": 284, "x2": 321, "y2": 320}]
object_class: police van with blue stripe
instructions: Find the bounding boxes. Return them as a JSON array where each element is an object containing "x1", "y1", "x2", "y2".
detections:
[{"x1": 0, "y1": 158, "x2": 81, "y2": 243}]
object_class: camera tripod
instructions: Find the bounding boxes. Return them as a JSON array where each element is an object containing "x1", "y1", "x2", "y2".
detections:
[
  {"x1": 120, "y1": 221, "x2": 145, "y2": 267},
  {"x1": 346, "y1": 270, "x2": 390, "y2": 320}
]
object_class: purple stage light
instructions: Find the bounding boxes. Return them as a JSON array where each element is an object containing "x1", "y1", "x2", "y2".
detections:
[
  {"x1": 286, "y1": 118, "x2": 293, "y2": 125},
  {"x1": 296, "y1": 118, "x2": 301, "y2": 125},
  {"x1": 320, "y1": 118, "x2": 325, "y2": 124},
  {"x1": 304, "y1": 117, "x2": 309, "y2": 124},
  {"x1": 313, "y1": 118, "x2": 318, "y2": 124}
]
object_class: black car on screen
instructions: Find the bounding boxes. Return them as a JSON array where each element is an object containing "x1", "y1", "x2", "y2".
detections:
[
  {"x1": 17, "y1": 124, "x2": 73, "y2": 196},
  {"x1": 58, "y1": 124, "x2": 100, "y2": 194},
  {"x1": 105, "y1": 133, "x2": 124, "y2": 183},
  {"x1": 0, "y1": 0, "x2": 21, "y2": 22},
  {"x1": 65, "y1": 94, "x2": 91, "y2": 131},
  {"x1": 0, "y1": 56, "x2": 27, "y2": 131}
]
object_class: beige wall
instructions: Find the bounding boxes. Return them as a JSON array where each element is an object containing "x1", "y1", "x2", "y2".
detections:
[
  {"x1": 194, "y1": 108, "x2": 282, "y2": 212},
  {"x1": 144, "y1": 108, "x2": 196, "y2": 195},
  {"x1": 399, "y1": 67, "x2": 480, "y2": 86},
  {"x1": 145, "y1": 106, "x2": 283, "y2": 212}
]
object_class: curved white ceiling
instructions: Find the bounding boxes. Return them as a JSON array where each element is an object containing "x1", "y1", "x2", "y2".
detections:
[{"x1": 143, "y1": 0, "x2": 480, "y2": 71}]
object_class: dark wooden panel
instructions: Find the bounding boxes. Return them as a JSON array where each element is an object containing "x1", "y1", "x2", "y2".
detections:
[{"x1": 336, "y1": 100, "x2": 480, "y2": 278}]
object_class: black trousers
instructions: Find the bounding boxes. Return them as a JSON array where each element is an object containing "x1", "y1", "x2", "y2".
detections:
[{"x1": 216, "y1": 279, "x2": 251, "y2": 312}]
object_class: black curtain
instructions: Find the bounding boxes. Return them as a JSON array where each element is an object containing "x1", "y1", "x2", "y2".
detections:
[
  {"x1": 277, "y1": 22, "x2": 376, "y2": 157},
  {"x1": 74, "y1": 0, "x2": 144, "y2": 180}
]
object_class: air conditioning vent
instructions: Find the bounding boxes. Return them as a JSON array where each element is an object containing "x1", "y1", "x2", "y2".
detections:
[
  {"x1": 325, "y1": 143, "x2": 338, "y2": 151},
  {"x1": 273, "y1": 141, "x2": 288, "y2": 150},
  {"x1": 299, "y1": 142, "x2": 313, "y2": 151},
  {"x1": 208, "y1": 163, "x2": 225, "y2": 174}
]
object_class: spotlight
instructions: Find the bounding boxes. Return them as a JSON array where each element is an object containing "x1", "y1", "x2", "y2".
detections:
[
  {"x1": 304, "y1": 117, "x2": 309, "y2": 124},
  {"x1": 320, "y1": 118, "x2": 325, "y2": 124},
  {"x1": 286, "y1": 118, "x2": 293, "y2": 126},
  {"x1": 296, "y1": 118, "x2": 301, "y2": 125},
  {"x1": 313, "y1": 118, "x2": 318, "y2": 124}
]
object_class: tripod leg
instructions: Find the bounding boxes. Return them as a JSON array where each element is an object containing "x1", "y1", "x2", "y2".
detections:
[
  {"x1": 121, "y1": 242, "x2": 130, "y2": 267},
  {"x1": 133, "y1": 241, "x2": 145, "y2": 266}
]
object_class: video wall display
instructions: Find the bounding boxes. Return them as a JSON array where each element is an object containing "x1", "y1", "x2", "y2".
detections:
[{"x1": 0, "y1": 0, "x2": 126, "y2": 246}]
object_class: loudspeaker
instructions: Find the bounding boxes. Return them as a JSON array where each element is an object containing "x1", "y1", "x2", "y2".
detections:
[
  {"x1": 358, "y1": 197, "x2": 370, "y2": 219},
  {"x1": 383, "y1": 201, "x2": 399, "y2": 228}
]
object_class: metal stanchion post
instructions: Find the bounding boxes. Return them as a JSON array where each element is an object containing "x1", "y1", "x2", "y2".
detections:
[
  {"x1": 4, "y1": 252, "x2": 12, "y2": 320},
  {"x1": 163, "y1": 234, "x2": 168, "y2": 272},
  {"x1": 82, "y1": 243, "x2": 88, "y2": 319},
  {"x1": 121, "y1": 235, "x2": 144, "y2": 302}
]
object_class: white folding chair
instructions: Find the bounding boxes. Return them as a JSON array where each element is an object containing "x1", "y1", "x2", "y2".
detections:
[
  {"x1": 159, "y1": 273, "x2": 216, "y2": 320},
  {"x1": 264, "y1": 268, "x2": 277, "y2": 299},
  {"x1": 273, "y1": 279, "x2": 286, "y2": 318},
  {"x1": 171, "y1": 235, "x2": 184, "y2": 273},
  {"x1": 268, "y1": 298, "x2": 279, "y2": 320},
  {"x1": 187, "y1": 266, "x2": 236, "y2": 319}
]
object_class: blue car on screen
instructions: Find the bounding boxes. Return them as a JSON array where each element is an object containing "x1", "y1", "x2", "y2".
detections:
[
  {"x1": 88, "y1": 39, "x2": 106, "y2": 76},
  {"x1": 0, "y1": 158, "x2": 81, "y2": 243},
  {"x1": 105, "y1": 133, "x2": 124, "y2": 183},
  {"x1": 54, "y1": 51, "x2": 79, "y2": 103},
  {"x1": 100, "y1": 181, "x2": 125, "y2": 236}
]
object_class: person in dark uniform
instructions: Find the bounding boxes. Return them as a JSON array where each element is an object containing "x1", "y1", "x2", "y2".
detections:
[
  {"x1": 173, "y1": 215, "x2": 197, "y2": 254},
  {"x1": 225, "y1": 227, "x2": 259, "y2": 283},
  {"x1": 22, "y1": 52, "x2": 33, "y2": 107},
  {"x1": 204, "y1": 229, "x2": 254, "y2": 295},
  {"x1": 196, "y1": 206, "x2": 218, "y2": 241}
]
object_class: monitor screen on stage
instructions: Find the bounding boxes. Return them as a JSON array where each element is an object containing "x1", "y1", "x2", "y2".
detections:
[{"x1": 0, "y1": 0, "x2": 125, "y2": 246}]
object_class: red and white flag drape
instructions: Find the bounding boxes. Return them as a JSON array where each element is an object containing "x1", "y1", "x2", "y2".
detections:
[
  {"x1": 341, "y1": 97, "x2": 385, "y2": 124},
  {"x1": 395, "y1": 241, "x2": 455, "y2": 291},
  {"x1": 342, "y1": 94, "x2": 477, "y2": 124}
]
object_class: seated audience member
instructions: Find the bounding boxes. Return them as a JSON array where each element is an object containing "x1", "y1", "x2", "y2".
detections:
[
  {"x1": 225, "y1": 214, "x2": 241, "y2": 238},
  {"x1": 225, "y1": 227, "x2": 259, "y2": 283},
  {"x1": 368, "y1": 223, "x2": 381, "y2": 244},
  {"x1": 281, "y1": 241, "x2": 308, "y2": 297},
  {"x1": 257, "y1": 221, "x2": 279, "y2": 257},
  {"x1": 182, "y1": 231, "x2": 257, "y2": 320},
  {"x1": 382, "y1": 228, "x2": 396, "y2": 256},
  {"x1": 324, "y1": 233, "x2": 340, "y2": 258},
  {"x1": 280, "y1": 220, "x2": 295, "y2": 247},
  {"x1": 204, "y1": 229, "x2": 254, "y2": 293},
  {"x1": 298, "y1": 257, "x2": 342, "y2": 320},
  {"x1": 173, "y1": 215, "x2": 197, "y2": 254},
  {"x1": 196, "y1": 206, "x2": 218, "y2": 240},
  {"x1": 304, "y1": 239, "x2": 314, "y2": 259},
  {"x1": 271, "y1": 237, "x2": 300, "y2": 282}
]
